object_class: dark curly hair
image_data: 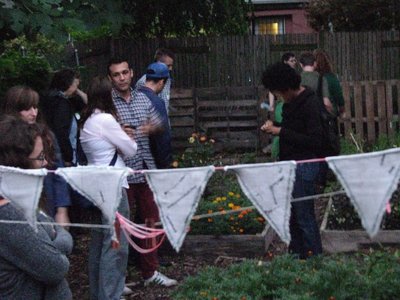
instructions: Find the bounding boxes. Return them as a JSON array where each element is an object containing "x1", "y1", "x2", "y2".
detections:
[
  {"x1": 261, "y1": 62, "x2": 301, "y2": 92},
  {"x1": 0, "y1": 115, "x2": 41, "y2": 169},
  {"x1": 314, "y1": 49, "x2": 333, "y2": 74}
]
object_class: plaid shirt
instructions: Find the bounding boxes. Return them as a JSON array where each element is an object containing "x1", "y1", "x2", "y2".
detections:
[
  {"x1": 136, "y1": 75, "x2": 171, "y2": 114},
  {"x1": 112, "y1": 88, "x2": 162, "y2": 183}
]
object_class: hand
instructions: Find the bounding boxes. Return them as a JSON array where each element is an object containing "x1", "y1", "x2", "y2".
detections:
[
  {"x1": 139, "y1": 122, "x2": 162, "y2": 135},
  {"x1": 261, "y1": 120, "x2": 281, "y2": 135},
  {"x1": 122, "y1": 124, "x2": 135, "y2": 139},
  {"x1": 55, "y1": 207, "x2": 70, "y2": 229}
]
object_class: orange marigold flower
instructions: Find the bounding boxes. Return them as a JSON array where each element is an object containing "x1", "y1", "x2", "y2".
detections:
[
  {"x1": 238, "y1": 214, "x2": 244, "y2": 219},
  {"x1": 257, "y1": 217, "x2": 265, "y2": 223},
  {"x1": 199, "y1": 135, "x2": 207, "y2": 142},
  {"x1": 228, "y1": 203, "x2": 234, "y2": 208},
  {"x1": 207, "y1": 210, "x2": 213, "y2": 214},
  {"x1": 207, "y1": 218, "x2": 213, "y2": 222},
  {"x1": 171, "y1": 161, "x2": 179, "y2": 168},
  {"x1": 239, "y1": 228, "x2": 244, "y2": 233},
  {"x1": 236, "y1": 194, "x2": 241, "y2": 198}
]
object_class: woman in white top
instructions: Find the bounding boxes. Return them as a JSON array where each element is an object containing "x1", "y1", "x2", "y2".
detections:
[{"x1": 79, "y1": 76, "x2": 137, "y2": 300}]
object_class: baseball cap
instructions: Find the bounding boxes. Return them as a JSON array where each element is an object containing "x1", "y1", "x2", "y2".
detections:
[{"x1": 146, "y1": 62, "x2": 170, "y2": 79}]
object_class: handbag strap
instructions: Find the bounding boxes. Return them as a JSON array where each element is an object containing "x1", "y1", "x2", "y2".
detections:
[{"x1": 109, "y1": 151, "x2": 118, "y2": 166}]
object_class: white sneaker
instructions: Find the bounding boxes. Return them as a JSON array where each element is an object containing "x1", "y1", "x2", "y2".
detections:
[
  {"x1": 122, "y1": 286, "x2": 133, "y2": 295},
  {"x1": 144, "y1": 271, "x2": 178, "y2": 287}
]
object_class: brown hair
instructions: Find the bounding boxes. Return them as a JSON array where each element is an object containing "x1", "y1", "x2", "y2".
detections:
[
  {"x1": 314, "y1": 49, "x2": 333, "y2": 74},
  {"x1": 2, "y1": 86, "x2": 55, "y2": 166},
  {"x1": 0, "y1": 115, "x2": 41, "y2": 169},
  {"x1": 3, "y1": 85, "x2": 39, "y2": 115},
  {"x1": 80, "y1": 76, "x2": 119, "y2": 128}
]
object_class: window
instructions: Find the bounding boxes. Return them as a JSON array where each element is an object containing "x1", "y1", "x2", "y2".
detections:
[{"x1": 254, "y1": 17, "x2": 285, "y2": 35}]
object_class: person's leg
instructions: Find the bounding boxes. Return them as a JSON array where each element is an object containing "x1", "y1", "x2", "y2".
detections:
[
  {"x1": 88, "y1": 210, "x2": 103, "y2": 300},
  {"x1": 134, "y1": 182, "x2": 160, "y2": 279},
  {"x1": 97, "y1": 190, "x2": 130, "y2": 300},
  {"x1": 290, "y1": 163, "x2": 322, "y2": 259}
]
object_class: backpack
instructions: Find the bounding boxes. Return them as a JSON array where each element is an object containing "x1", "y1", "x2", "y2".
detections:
[{"x1": 317, "y1": 75, "x2": 340, "y2": 157}]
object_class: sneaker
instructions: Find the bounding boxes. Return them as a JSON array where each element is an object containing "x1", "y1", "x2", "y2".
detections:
[
  {"x1": 144, "y1": 271, "x2": 178, "y2": 287},
  {"x1": 122, "y1": 286, "x2": 133, "y2": 296}
]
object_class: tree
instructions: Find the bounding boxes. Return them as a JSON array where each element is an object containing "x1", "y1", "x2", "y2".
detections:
[
  {"x1": 0, "y1": 0, "x2": 130, "y2": 41},
  {"x1": 120, "y1": 0, "x2": 250, "y2": 38},
  {"x1": 307, "y1": 0, "x2": 400, "y2": 32}
]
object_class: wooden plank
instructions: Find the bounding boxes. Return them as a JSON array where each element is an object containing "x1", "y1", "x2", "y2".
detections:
[
  {"x1": 199, "y1": 111, "x2": 258, "y2": 118},
  {"x1": 353, "y1": 82, "x2": 363, "y2": 138},
  {"x1": 321, "y1": 230, "x2": 400, "y2": 254},
  {"x1": 170, "y1": 118, "x2": 195, "y2": 127},
  {"x1": 201, "y1": 120, "x2": 259, "y2": 129},
  {"x1": 198, "y1": 100, "x2": 257, "y2": 108},
  {"x1": 169, "y1": 109, "x2": 195, "y2": 117},
  {"x1": 169, "y1": 99, "x2": 194, "y2": 107},
  {"x1": 171, "y1": 88, "x2": 193, "y2": 99},
  {"x1": 365, "y1": 82, "x2": 375, "y2": 141},
  {"x1": 377, "y1": 81, "x2": 387, "y2": 136},
  {"x1": 341, "y1": 81, "x2": 352, "y2": 138},
  {"x1": 386, "y1": 80, "x2": 395, "y2": 136}
]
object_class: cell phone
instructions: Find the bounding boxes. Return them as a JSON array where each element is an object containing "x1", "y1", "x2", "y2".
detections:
[{"x1": 123, "y1": 124, "x2": 136, "y2": 130}]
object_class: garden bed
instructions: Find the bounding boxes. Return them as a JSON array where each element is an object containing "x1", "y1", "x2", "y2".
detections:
[{"x1": 320, "y1": 193, "x2": 400, "y2": 253}]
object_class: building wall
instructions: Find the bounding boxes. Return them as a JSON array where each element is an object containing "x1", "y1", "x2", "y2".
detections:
[{"x1": 252, "y1": 8, "x2": 314, "y2": 34}]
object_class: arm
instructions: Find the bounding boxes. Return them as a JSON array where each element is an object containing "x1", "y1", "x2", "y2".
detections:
[
  {"x1": 0, "y1": 210, "x2": 69, "y2": 285},
  {"x1": 268, "y1": 92, "x2": 275, "y2": 112},
  {"x1": 322, "y1": 77, "x2": 335, "y2": 115},
  {"x1": 101, "y1": 114, "x2": 138, "y2": 157}
]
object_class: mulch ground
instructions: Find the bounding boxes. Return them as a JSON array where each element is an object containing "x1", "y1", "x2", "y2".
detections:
[{"x1": 67, "y1": 196, "x2": 330, "y2": 299}]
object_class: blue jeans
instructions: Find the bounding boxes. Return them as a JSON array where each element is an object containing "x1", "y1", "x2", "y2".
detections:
[
  {"x1": 289, "y1": 162, "x2": 322, "y2": 259},
  {"x1": 88, "y1": 189, "x2": 129, "y2": 300}
]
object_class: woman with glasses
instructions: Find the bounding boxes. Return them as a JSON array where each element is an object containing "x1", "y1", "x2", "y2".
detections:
[
  {"x1": 2, "y1": 85, "x2": 71, "y2": 225},
  {"x1": 0, "y1": 115, "x2": 72, "y2": 299}
]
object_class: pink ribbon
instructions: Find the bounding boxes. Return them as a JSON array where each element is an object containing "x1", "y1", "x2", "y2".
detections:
[{"x1": 116, "y1": 212, "x2": 166, "y2": 254}]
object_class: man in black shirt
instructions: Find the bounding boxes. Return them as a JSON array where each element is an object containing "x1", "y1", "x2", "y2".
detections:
[{"x1": 261, "y1": 62, "x2": 323, "y2": 259}]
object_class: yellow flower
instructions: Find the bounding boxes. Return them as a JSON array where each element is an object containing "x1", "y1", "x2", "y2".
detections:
[
  {"x1": 228, "y1": 192, "x2": 235, "y2": 197},
  {"x1": 189, "y1": 136, "x2": 195, "y2": 143},
  {"x1": 228, "y1": 203, "x2": 234, "y2": 208},
  {"x1": 236, "y1": 194, "x2": 241, "y2": 198},
  {"x1": 171, "y1": 161, "x2": 179, "y2": 168},
  {"x1": 199, "y1": 291, "x2": 208, "y2": 297},
  {"x1": 216, "y1": 197, "x2": 222, "y2": 201},
  {"x1": 221, "y1": 196, "x2": 227, "y2": 201}
]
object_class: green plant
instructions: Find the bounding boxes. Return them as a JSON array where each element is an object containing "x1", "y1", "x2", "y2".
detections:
[
  {"x1": 172, "y1": 250, "x2": 400, "y2": 300},
  {"x1": 173, "y1": 133, "x2": 216, "y2": 168}
]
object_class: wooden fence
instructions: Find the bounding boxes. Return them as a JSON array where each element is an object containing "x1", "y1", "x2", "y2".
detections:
[
  {"x1": 77, "y1": 31, "x2": 400, "y2": 88},
  {"x1": 169, "y1": 80, "x2": 400, "y2": 152}
]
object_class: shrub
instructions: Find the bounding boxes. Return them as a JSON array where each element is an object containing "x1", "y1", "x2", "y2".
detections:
[{"x1": 172, "y1": 250, "x2": 400, "y2": 300}]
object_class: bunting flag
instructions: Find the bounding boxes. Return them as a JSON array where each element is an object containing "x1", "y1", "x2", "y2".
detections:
[
  {"x1": 225, "y1": 161, "x2": 297, "y2": 244},
  {"x1": 56, "y1": 166, "x2": 130, "y2": 226},
  {"x1": 0, "y1": 166, "x2": 47, "y2": 230},
  {"x1": 327, "y1": 148, "x2": 400, "y2": 237},
  {"x1": 144, "y1": 166, "x2": 215, "y2": 252}
]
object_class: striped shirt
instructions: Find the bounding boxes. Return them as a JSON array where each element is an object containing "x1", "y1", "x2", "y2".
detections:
[
  {"x1": 112, "y1": 88, "x2": 162, "y2": 183},
  {"x1": 136, "y1": 75, "x2": 171, "y2": 114}
]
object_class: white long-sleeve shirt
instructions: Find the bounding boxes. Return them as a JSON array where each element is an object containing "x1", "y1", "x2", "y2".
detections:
[{"x1": 80, "y1": 109, "x2": 137, "y2": 168}]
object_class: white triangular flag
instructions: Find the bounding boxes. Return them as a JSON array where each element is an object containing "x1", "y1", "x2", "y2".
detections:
[
  {"x1": 144, "y1": 166, "x2": 215, "y2": 252},
  {"x1": 327, "y1": 148, "x2": 400, "y2": 237},
  {"x1": 225, "y1": 161, "x2": 296, "y2": 244},
  {"x1": 0, "y1": 166, "x2": 47, "y2": 230},
  {"x1": 56, "y1": 166, "x2": 130, "y2": 226}
]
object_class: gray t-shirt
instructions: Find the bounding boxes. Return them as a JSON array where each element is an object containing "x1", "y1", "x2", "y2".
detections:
[
  {"x1": 301, "y1": 71, "x2": 330, "y2": 98},
  {"x1": 0, "y1": 203, "x2": 72, "y2": 300}
]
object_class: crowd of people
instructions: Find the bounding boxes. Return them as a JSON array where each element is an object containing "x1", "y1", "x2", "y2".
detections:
[
  {"x1": 0, "y1": 48, "x2": 176, "y2": 300},
  {"x1": 0, "y1": 47, "x2": 344, "y2": 299}
]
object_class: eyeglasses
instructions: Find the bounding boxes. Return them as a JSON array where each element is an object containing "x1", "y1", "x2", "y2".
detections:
[{"x1": 29, "y1": 151, "x2": 46, "y2": 166}]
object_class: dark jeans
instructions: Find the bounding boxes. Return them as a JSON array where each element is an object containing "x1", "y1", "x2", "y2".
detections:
[{"x1": 289, "y1": 162, "x2": 322, "y2": 259}]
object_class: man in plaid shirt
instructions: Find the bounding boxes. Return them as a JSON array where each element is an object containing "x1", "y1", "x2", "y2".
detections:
[{"x1": 108, "y1": 57, "x2": 178, "y2": 287}]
